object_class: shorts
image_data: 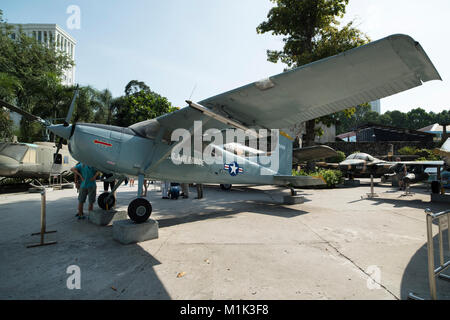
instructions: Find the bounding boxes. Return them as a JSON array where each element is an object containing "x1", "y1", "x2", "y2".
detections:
[
  {"x1": 78, "y1": 186, "x2": 97, "y2": 204},
  {"x1": 103, "y1": 180, "x2": 115, "y2": 192}
]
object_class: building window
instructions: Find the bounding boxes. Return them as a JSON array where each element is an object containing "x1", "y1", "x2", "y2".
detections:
[{"x1": 38, "y1": 31, "x2": 42, "y2": 42}]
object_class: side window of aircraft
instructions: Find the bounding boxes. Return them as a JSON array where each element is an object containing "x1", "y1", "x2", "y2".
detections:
[
  {"x1": 0, "y1": 144, "x2": 28, "y2": 162},
  {"x1": 22, "y1": 148, "x2": 37, "y2": 163},
  {"x1": 53, "y1": 153, "x2": 62, "y2": 164},
  {"x1": 64, "y1": 156, "x2": 69, "y2": 164}
]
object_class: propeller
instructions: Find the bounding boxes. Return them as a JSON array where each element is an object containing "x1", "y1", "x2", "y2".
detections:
[
  {"x1": 54, "y1": 85, "x2": 79, "y2": 159},
  {"x1": 0, "y1": 85, "x2": 79, "y2": 165},
  {"x1": 0, "y1": 100, "x2": 50, "y2": 126}
]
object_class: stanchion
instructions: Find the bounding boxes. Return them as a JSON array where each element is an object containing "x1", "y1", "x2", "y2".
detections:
[
  {"x1": 408, "y1": 208, "x2": 450, "y2": 300},
  {"x1": 27, "y1": 188, "x2": 57, "y2": 248},
  {"x1": 366, "y1": 175, "x2": 379, "y2": 198}
]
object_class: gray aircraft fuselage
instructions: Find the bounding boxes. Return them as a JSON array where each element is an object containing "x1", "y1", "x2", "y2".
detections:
[
  {"x1": 0, "y1": 141, "x2": 77, "y2": 179},
  {"x1": 52, "y1": 123, "x2": 291, "y2": 186}
]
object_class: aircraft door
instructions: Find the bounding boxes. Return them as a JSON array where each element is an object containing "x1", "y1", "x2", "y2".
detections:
[{"x1": 104, "y1": 130, "x2": 122, "y2": 172}]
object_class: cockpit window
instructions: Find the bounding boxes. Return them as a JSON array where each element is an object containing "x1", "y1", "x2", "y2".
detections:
[
  {"x1": 0, "y1": 144, "x2": 28, "y2": 161},
  {"x1": 129, "y1": 119, "x2": 161, "y2": 140}
]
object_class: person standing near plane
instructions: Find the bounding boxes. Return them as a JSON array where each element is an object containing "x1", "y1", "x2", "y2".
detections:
[{"x1": 71, "y1": 163, "x2": 100, "y2": 219}]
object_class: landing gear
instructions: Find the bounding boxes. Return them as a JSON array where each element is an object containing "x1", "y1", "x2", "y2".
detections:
[
  {"x1": 128, "y1": 198, "x2": 152, "y2": 223},
  {"x1": 220, "y1": 184, "x2": 232, "y2": 191},
  {"x1": 98, "y1": 192, "x2": 116, "y2": 210}
]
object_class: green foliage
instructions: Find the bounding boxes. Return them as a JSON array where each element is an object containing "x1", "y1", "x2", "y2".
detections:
[
  {"x1": 292, "y1": 168, "x2": 343, "y2": 188},
  {"x1": 0, "y1": 108, "x2": 14, "y2": 141},
  {"x1": 397, "y1": 146, "x2": 418, "y2": 155},
  {"x1": 336, "y1": 106, "x2": 450, "y2": 135},
  {"x1": 416, "y1": 149, "x2": 440, "y2": 161},
  {"x1": 326, "y1": 150, "x2": 346, "y2": 163},
  {"x1": 0, "y1": 10, "x2": 177, "y2": 142},
  {"x1": 0, "y1": 10, "x2": 74, "y2": 141},
  {"x1": 396, "y1": 146, "x2": 440, "y2": 161},
  {"x1": 112, "y1": 80, "x2": 177, "y2": 127}
]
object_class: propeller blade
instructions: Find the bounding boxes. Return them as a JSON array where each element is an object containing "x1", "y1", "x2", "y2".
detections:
[
  {"x1": 64, "y1": 85, "x2": 79, "y2": 126},
  {"x1": 53, "y1": 138, "x2": 63, "y2": 164},
  {"x1": 0, "y1": 99, "x2": 48, "y2": 126}
]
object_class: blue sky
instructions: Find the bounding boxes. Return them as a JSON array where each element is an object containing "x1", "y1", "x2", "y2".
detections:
[{"x1": 2, "y1": 0, "x2": 449, "y2": 114}]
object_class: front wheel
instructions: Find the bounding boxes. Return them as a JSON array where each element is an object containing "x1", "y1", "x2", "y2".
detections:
[
  {"x1": 98, "y1": 192, "x2": 116, "y2": 210},
  {"x1": 128, "y1": 198, "x2": 152, "y2": 223}
]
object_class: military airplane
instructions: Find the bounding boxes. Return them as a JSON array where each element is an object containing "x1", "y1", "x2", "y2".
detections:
[
  {"x1": 1, "y1": 34, "x2": 442, "y2": 223},
  {"x1": 319, "y1": 152, "x2": 444, "y2": 184},
  {"x1": 435, "y1": 138, "x2": 450, "y2": 167},
  {"x1": 0, "y1": 141, "x2": 77, "y2": 180}
]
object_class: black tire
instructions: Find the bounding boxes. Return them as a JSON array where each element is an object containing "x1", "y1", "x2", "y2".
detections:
[
  {"x1": 98, "y1": 192, "x2": 116, "y2": 210},
  {"x1": 220, "y1": 184, "x2": 232, "y2": 191},
  {"x1": 128, "y1": 198, "x2": 152, "y2": 223}
]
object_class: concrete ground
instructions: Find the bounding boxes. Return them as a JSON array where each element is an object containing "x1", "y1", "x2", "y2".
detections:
[{"x1": 0, "y1": 180, "x2": 448, "y2": 300}]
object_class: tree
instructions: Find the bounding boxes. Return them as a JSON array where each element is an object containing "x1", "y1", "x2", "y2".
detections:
[
  {"x1": 0, "y1": 9, "x2": 74, "y2": 142},
  {"x1": 257, "y1": 0, "x2": 369, "y2": 160},
  {"x1": 112, "y1": 80, "x2": 177, "y2": 127},
  {"x1": 125, "y1": 80, "x2": 150, "y2": 96}
]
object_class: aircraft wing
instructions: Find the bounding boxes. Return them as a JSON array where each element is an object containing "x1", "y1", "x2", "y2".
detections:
[
  {"x1": 292, "y1": 145, "x2": 337, "y2": 164},
  {"x1": 153, "y1": 34, "x2": 441, "y2": 134},
  {"x1": 392, "y1": 160, "x2": 444, "y2": 166}
]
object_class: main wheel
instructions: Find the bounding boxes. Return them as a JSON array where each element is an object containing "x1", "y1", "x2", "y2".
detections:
[
  {"x1": 128, "y1": 198, "x2": 152, "y2": 223},
  {"x1": 98, "y1": 192, "x2": 116, "y2": 210},
  {"x1": 220, "y1": 184, "x2": 232, "y2": 191}
]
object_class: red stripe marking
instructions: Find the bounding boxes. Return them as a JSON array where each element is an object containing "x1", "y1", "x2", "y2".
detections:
[{"x1": 94, "y1": 140, "x2": 112, "y2": 147}]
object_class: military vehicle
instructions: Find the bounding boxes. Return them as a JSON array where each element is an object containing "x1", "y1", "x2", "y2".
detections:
[{"x1": 0, "y1": 141, "x2": 77, "y2": 180}]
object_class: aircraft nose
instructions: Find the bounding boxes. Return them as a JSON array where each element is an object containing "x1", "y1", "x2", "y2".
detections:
[
  {"x1": 48, "y1": 124, "x2": 72, "y2": 140},
  {"x1": 0, "y1": 155, "x2": 19, "y2": 176}
]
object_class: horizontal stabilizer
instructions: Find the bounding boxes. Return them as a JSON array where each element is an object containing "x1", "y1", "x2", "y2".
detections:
[
  {"x1": 293, "y1": 145, "x2": 337, "y2": 164},
  {"x1": 274, "y1": 175, "x2": 325, "y2": 187}
]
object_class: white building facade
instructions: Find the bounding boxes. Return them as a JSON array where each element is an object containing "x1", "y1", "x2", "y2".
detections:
[
  {"x1": 369, "y1": 100, "x2": 381, "y2": 114},
  {"x1": 11, "y1": 24, "x2": 76, "y2": 86}
]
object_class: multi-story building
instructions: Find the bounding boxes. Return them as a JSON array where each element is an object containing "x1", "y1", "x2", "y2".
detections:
[
  {"x1": 10, "y1": 24, "x2": 76, "y2": 86},
  {"x1": 369, "y1": 100, "x2": 381, "y2": 114}
]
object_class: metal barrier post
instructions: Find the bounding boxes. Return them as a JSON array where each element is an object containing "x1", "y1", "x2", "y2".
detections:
[
  {"x1": 408, "y1": 208, "x2": 450, "y2": 300},
  {"x1": 27, "y1": 188, "x2": 57, "y2": 248},
  {"x1": 366, "y1": 175, "x2": 378, "y2": 198},
  {"x1": 426, "y1": 214, "x2": 437, "y2": 300}
]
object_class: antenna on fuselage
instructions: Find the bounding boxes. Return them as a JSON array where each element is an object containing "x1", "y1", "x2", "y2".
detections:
[{"x1": 189, "y1": 83, "x2": 197, "y2": 101}]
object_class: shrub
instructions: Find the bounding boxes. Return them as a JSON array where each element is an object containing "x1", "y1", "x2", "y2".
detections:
[
  {"x1": 398, "y1": 146, "x2": 418, "y2": 155},
  {"x1": 326, "y1": 150, "x2": 346, "y2": 163},
  {"x1": 416, "y1": 149, "x2": 441, "y2": 161},
  {"x1": 292, "y1": 168, "x2": 343, "y2": 188}
]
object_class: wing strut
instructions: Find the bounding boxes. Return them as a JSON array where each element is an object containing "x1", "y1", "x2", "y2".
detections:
[{"x1": 186, "y1": 100, "x2": 260, "y2": 138}]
